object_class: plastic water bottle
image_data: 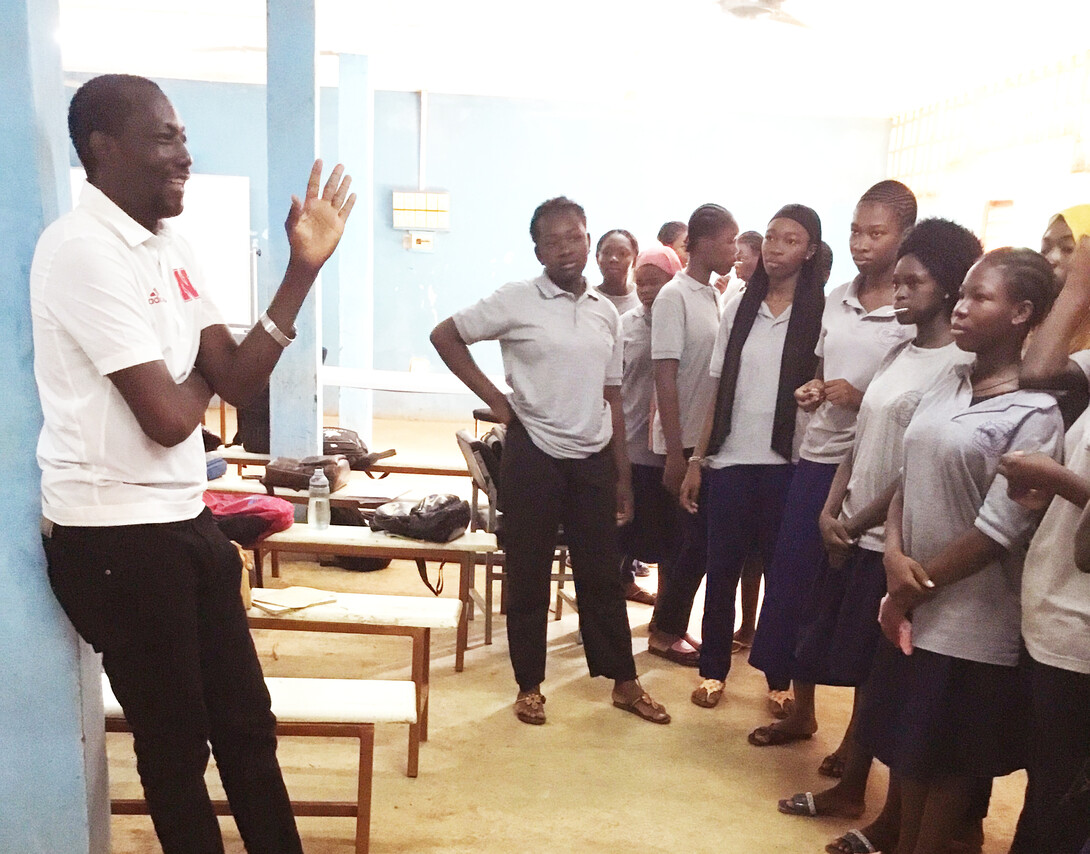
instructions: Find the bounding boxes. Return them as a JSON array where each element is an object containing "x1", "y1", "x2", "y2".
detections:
[{"x1": 308, "y1": 469, "x2": 331, "y2": 530}]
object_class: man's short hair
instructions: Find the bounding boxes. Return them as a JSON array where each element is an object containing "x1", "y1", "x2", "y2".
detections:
[
  {"x1": 529, "y1": 197, "x2": 587, "y2": 242},
  {"x1": 69, "y1": 74, "x2": 163, "y2": 179}
]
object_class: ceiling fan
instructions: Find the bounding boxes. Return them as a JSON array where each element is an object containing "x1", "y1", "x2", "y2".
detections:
[{"x1": 718, "y1": 0, "x2": 808, "y2": 28}]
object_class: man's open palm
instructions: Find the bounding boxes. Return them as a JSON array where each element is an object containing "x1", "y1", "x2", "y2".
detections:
[{"x1": 286, "y1": 159, "x2": 356, "y2": 271}]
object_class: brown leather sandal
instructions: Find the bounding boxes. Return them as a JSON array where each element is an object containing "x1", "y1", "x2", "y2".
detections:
[
  {"x1": 690, "y1": 679, "x2": 724, "y2": 708},
  {"x1": 514, "y1": 691, "x2": 546, "y2": 725},
  {"x1": 612, "y1": 691, "x2": 670, "y2": 724}
]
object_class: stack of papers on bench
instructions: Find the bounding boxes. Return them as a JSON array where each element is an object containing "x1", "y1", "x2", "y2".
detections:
[{"x1": 250, "y1": 586, "x2": 338, "y2": 616}]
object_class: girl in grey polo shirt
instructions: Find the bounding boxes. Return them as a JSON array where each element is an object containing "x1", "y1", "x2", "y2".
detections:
[
  {"x1": 856, "y1": 248, "x2": 1063, "y2": 854},
  {"x1": 430, "y1": 197, "x2": 669, "y2": 727}
]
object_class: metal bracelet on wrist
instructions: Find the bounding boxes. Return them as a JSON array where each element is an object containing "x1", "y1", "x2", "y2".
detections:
[{"x1": 259, "y1": 311, "x2": 296, "y2": 348}]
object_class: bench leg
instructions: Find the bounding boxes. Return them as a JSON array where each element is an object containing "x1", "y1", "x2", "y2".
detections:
[
  {"x1": 271, "y1": 550, "x2": 280, "y2": 579},
  {"x1": 356, "y1": 724, "x2": 374, "y2": 854},
  {"x1": 405, "y1": 629, "x2": 425, "y2": 778},
  {"x1": 554, "y1": 546, "x2": 568, "y2": 620},
  {"x1": 252, "y1": 548, "x2": 264, "y2": 588},
  {"x1": 406, "y1": 719, "x2": 420, "y2": 779},
  {"x1": 414, "y1": 628, "x2": 430, "y2": 743},
  {"x1": 484, "y1": 554, "x2": 494, "y2": 646},
  {"x1": 456, "y1": 554, "x2": 471, "y2": 672}
]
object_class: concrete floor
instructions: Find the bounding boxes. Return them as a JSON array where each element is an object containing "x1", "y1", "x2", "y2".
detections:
[{"x1": 108, "y1": 416, "x2": 1028, "y2": 853}]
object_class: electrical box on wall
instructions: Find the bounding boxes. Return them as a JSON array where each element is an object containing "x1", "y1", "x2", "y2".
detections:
[
  {"x1": 405, "y1": 231, "x2": 435, "y2": 252},
  {"x1": 392, "y1": 191, "x2": 450, "y2": 230}
]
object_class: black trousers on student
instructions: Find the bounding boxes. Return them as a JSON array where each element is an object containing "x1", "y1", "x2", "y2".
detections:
[
  {"x1": 650, "y1": 448, "x2": 708, "y2": 639},
  {"x1": 500, "y1": 420, "x2": 638, "y2": 691},
  {"x1": 618, "y1": 462, "x2": 672, "y2": 586},
  {"x1": 1011, "y1": 652, "x2": 1090, "y2": 854},
  {"x1": 44, "y1": 509, "x2": 302, "y2": 854}
]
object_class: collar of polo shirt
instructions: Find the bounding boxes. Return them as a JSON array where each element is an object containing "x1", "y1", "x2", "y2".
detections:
[
  {"x1": 842, "y1": 273, "x2": 899, "y2": 319},
  {"x1": 83, "y1": 182, "x2": 161, "y2": 249},
  {"x1": 535, "y1": 274, "x2": 596, "y2": 300},
  {"x1": 678, "y1": 271, "x2": 712, "y2": 292}
]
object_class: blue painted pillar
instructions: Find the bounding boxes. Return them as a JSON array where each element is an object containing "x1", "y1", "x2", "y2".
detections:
[
  {"x1": 266, "y1": 0, "x2": 321, "y2": 456},
  {"x1": 0, "y1": 1, "x2": 109, "y2": 852},
  {"x1": 336, "y1": 55, "x2": 375, "y2": 442}
]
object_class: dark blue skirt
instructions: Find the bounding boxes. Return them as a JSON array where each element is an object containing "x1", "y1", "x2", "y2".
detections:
[
  {"x1": 749, "y1": 458, "x2": 839, "y2": 689},
  {"x1": 793, "y1": 546, "x2": 886, "y2": 687},
  {"x1": 856, "y1": 639, "x2": 1028, "y2": 780}
]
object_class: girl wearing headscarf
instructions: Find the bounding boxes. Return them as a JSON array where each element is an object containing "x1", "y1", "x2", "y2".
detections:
[
  {"x1": 1042, "y1": 204, "x2": 1090, "y2": 352},
  {"x1": 1024, "y1": 205, "x2": 1090, "y2": 429},
  {"x1": 678, "y1": 204, "x2": 825, "y2": 708},
  {"x1": 748, "y1": 181, "x2": 918, "y2": 742},
  {"x1": 617, "y1": 246, "x2": 684, "y2": 604}
]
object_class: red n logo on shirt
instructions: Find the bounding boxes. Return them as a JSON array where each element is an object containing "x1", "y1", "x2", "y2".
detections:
[{"x1": 173, "y1": 268, "x2": 199, "y2": 301}]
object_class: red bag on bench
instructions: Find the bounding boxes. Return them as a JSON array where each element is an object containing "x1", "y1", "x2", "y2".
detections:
[{"x1": 203, "y1": 491, "x2": 295, "y2": 548}]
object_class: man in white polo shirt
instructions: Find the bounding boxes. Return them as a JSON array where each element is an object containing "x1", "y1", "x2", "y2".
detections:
[
  {"x1": 430, "y1": 197, "x2": 669, "y2": 727},
  {"x1": 32, "y1": 74, "x2": 354, "y2": 854}
]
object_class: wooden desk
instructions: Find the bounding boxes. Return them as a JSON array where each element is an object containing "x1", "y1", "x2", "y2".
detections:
[
  {"x1": 207, "y1": 470, "x2": 409, "y2": 510},
  {"x1": 256, "y1": 525, "x2": 498, "y2": 673},
  {"x1": 369, "y1": 462, "x2": 468, "y2": 477},
  {"x1": 210, "y1": 447, "x2": 469, "y2": 479}
]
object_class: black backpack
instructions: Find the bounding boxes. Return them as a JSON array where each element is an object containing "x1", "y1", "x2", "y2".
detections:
[
  {"x1": 371, "y1": 494, "x2": 471, "y2": 543},
  {"x1": 321, "y1": 427, "x2": 398, "y2": 472}
]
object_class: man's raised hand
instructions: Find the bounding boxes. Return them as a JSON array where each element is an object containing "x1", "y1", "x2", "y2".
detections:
[{"x1": 285, "y1": 160, "x2": 357, "y2": 273}]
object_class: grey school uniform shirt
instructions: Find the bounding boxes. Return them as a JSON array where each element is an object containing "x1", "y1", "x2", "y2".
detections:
[
  {"x1": 649, "y1": 271, "x2": 720, "y2": 454},
  {"x1": 843, "y1": 340, "x2": 974, "y2": 552},
  {"x1": 597, "y1": 285, "x2": 641, "y2": 317},
  {"x1": 901, "y1": 363, "x2": 1063, "y2": 666},
  {"x1": 453, "y1": 274, "x2": 622, "y2": 460},
  {"x1": 800, "y1": 278, "x2": 914, "y2": 464},
  {"x1": 621, "y1": 304, "x2": 663, "y2": 467},
  {"x1": 1022, "y1": 351, "x2": 1090, "y2": 674}
]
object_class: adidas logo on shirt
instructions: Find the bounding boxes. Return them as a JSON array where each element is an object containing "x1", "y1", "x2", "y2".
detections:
[{"x1": 148, "y1": 288, "x2": 162, "y2": 305}]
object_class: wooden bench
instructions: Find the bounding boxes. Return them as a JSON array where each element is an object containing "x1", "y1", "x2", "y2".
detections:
[
  {"x1": 255, "y1": 525, "x2": 498, "y2": 673},
  {"x1": 248, "y1": 590, "x2": 462, "y2": 777},
  {"x1": 102, "y1": 673, "x2": 417, "y2": 854}
]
